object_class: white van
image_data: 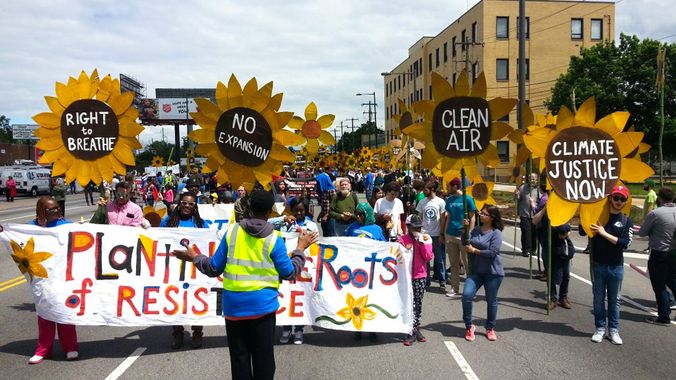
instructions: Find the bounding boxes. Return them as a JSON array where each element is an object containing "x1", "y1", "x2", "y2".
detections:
[{"x1": 0, "y1": 166, "x2": 52, "y2": 196}]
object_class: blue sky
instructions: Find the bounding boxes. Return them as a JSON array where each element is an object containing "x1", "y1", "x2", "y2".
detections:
[{"x1": 0, "y1": 0, "x2": 673, "y2": 145}]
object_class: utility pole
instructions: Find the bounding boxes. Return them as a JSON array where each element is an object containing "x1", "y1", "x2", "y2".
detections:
[
  {"x1": 338, "y1": 121, "x2": 346, "y2": 152},
  {"x1": 345, "y1": 118, "x2": 359, "y2": 152},
  {"x1": 454, "y1": 36, "x2": 483, "y2": 75}
]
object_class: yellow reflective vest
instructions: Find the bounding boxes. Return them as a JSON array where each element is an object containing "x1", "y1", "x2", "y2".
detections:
[{"x1": 222, "y1": 223, "x2": 280, "y2": 291}]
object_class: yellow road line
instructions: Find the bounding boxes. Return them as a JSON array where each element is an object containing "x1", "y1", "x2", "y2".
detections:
[
  {"x1": 0, "y1": 276, "x2": 27, "y2": 292},
  {"x1": 0, "y1": 275, "x2": 25, "y2": 287}
]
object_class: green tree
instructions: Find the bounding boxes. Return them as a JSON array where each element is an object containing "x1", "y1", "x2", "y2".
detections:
[
  {"x1": 337, "y1": 121, "x2": 385, "y2": 152},
  {"x1": 135, "y1": 140, "x2": 176, "y2": 169},
  {"x1": 546, "y1": 34, "x2": 675, "y2": 156},
  {"x1": 0, "y1": 115, "x2": 13, "y2": 143}
]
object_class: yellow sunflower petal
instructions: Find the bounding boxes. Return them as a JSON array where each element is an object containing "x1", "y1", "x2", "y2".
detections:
[
  {"x1": 227, "y1": 74, "x2": 244, "y2": 107},
  {"x1": 23, "y1": 237, "x2": 35, "y2": 255},
  {"x1": 32, "y1": 112, "x2": 61, "y2": 129},
  {"x1": 44, "y1": 96, "x2": 65, "y2": 116},
  {"x1": 619, "y1": 158, "x2": 654, "y2": 182},
  {"x1": 335, "y1": 306, "x2": 353, "y2": 319},
  {"x1": 29, "y1": 251, "x2": 53, "y2": 264},
  {"x1": 304, "y1": 102, "x2": 318, "y2": 121},
  {"x1": 478, "y1": 144, "x2": 501, "y2": 168},
  {"x1": 546, "y1": 191, "x2": 579, "y2": 226},
  {"x1": 269, "y1": 143, "x2": 295, "y2": 162},
  {"x1": 595, "y1": 111, "x2": 629, "y2": 137},
  {"x1": 36, "y1": 136, "x2": 65, "y2": 151},
  {"x1": 306, "y1": 138, "x2": 319, "y2": 155},
  {"x1": 454, "y1": 70, "x2": 470, "y2": 97},
  {"x1": 33, "y1": 126, "x2": 61, "y2": 139},
  {"x1": 107, "y1": 92, "x2": 134, "y2": 115},
  {"x1": 360, "y1": 306, "x2": 377, "y2": 320},
  {"x1": 215, "y1": 81, "x2": 229, "y2": 110},
  {"x1": 431, "y1": 72, "x2": 454, "y2": 101},
  {"x1": 277, "y1": 130, "x2": 306, "y2": 146},
  {"x1": 112, "y1": 144, "x2": 136, "y2": 166},
  {"x1": 10, "y1": 240, "x2": 28, "y2": 260},
  {"x1": 118, "y1": 118, "x2": 144, "y2": 137},
  {"x1": 614, "y1": 131, "x2": 644, "y2": 158},
  {"x1": 317, "y1": 114, "x2": 335, "y2": 129},
  {"x1": 288, "y1": 116, "x2": 304, "y2": 130},
  {"x1": 30, "y1": 264, "x2": 49, "y2": 279},
  {"x1": 556, "y1": 106, "x2": 574, "y2": 129},
  {"x1": 275, "y1": 111, "x2": 294, "y2": 129},
  {"x1": 318, "y1": 130, "x2": 336, "y2": 145},
  {"x1": 579, "y1": 200, "x2": 609, "y2": 237},
  {"x1": 189, "y1": 128, "x2": 215, "y2": 144},
  {"x1": 403, "y1": 122, "x2": 433, "y2": 142},
  {"x1": 194, "y1": 98, "x2": 223, "y2": 122},
  {"x1": 514, "y1": 145, "x2": 530, "y2": 167},
  {"x1": 55, "y1": 81, "x2": 78, "y2": 108},
  {"x1": 488, "y1": 98, "x2": 517, "y2": 121},
  {"x1": 242, "y1": 78, "x2": 259, "y2": 106},
  {"x1": 490, "y1": 121, "x2": 513, "y2": 140},
  {"x1": 507, "y1": 129, "x2": 524, "y2": 144},
  {"x1": 574, "y1": 97, "x2": 596, "y2": 127},
  {"x1": 470, "y1": 72, "x2": 487, "y2": 98},
  {"x1": 191, "y1": 111, "x2": 217, "y2": 129}
]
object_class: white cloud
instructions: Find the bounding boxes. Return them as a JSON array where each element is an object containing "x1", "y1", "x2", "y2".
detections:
[{"x1": 1, "y1": 0, "x2": 672, "y2": 146}]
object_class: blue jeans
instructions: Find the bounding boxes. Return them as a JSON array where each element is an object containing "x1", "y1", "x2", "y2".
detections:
[
  {"x1": 431, "y1": 236, "x2": 446, "y2": 286},
  {"x1": 462, "y1": 273, "x2": 503, "y2": 329},
  {"x1": 592, "y1": 263, "x2": 624, "y2": 330}
]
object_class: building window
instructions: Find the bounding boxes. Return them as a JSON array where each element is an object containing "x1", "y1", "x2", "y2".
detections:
[
  {"x1": 496, "y1": 17, "x2": 509, "y2": 39},
  {"x1": 591, "y1": 19, "x2": 603, "y2": 40},
  {"x1": 497, "y1": 141, "x2": 510, "y2": 163},
  {"x1": 472, "y1": 62, "x2": 479, "y2": 80},
  {"x1": 461, "y1": 29, "x2": 467, "y2": 50},
  {"x1": 496, "y1": 59, "x2": 509, "y2": 80},
  {"x1": 571, "y1": 18, "x2": 583, "y2": 39},
  {"x1": 436, "y1": 48, "x2": 440, "y2": 67},
  {"x1": 443, "y1": 42, "x2": 448, "y2": 62},
  {"x1": 516, "y1": 58, "x2": 529, "y2": 80},
  {"x1": 452, "y1": 72, "x2": 457, "y2": 86},
  {"x1": 472, "y1": 22, "x2": 478, "y2": 42},
  {"x1": 452, "y1": 36, "x2": 457, "y2": 57},
  {"x1": 398, "y1": 75, "x2": 401, "y2": 90},
  {"x1": 418, "y1": 58, "x2": 422, "y2": 74},
  {"x1": 410, "y1": 93, "x2": 414, "y2": 104},
  {"x1": 517, "y1": 16, "x2": 529, "y2": 39},
  {"x1": 413, "y1": 61, "x2": 418, "y2": 77},
  {"x1": 429, "y1": 85, "x2": 432, "y2": 99},
  {"x1": 428, "y1": 53, "x2": 432, "y2": 71}
]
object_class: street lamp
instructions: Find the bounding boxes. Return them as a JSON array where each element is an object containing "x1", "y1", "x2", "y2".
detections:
[{"x1": 356, "y1": 92, "x2": 377, "y2": 147}]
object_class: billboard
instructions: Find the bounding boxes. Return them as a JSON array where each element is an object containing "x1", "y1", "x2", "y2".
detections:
[{"x1": 11, "y1": 124, "x2": 39, "y2": 140}]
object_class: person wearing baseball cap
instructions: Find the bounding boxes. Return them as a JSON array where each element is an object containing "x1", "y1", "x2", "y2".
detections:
[{"x1": 583, "y1": 184, "x2": 634, "y2": 345}]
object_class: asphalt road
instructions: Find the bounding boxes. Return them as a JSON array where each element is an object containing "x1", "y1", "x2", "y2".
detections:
[{"x1": 0, "y1": 195, "x2": 673, "y2": 380}]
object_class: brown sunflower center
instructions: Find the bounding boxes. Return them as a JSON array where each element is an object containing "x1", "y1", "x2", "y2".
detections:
[
  {"x1": 472, "y1": 183, "x2": 488, "y2": 201},
  {"x1": 21, "y1": 259, "x2": 29, "y2": 268},
  {"x1": 302, "y1": 120, "x2": 322, "y2": 139},
  {"x1": 352, "y1": 307, "x2": 361, "y2": 316}
]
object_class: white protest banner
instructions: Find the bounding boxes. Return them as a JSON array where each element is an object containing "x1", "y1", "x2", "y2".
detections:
[
  {"x1": 197, "y1": 203, "x2": 234, "y2": 231},
  {"x1": 2, "y1": 224, "x2": 413, "y2": 333}
]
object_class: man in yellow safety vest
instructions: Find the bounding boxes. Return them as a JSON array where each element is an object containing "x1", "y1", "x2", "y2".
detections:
[{"x1": 174, "y1": 189, "x2": 318, "y2": 380}]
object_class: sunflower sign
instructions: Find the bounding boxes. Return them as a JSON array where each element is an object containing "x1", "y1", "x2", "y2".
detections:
[
  {"x1": 33, "y1": 70, "x2": 144, "y2": 186},
  {"x1": 402, "y1": 71, "x2": 516, "y2": 181},
  {"x1": 523, "y1": 97, "x2": 654, "y2": 235},
  {"x1": 188, "y1": 75, "x2": 298, "y2": 190}
]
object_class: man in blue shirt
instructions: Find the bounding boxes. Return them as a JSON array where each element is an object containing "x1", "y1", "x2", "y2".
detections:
[{"x1": 440, "y1": 177, "x2": 476, "y2": 298}]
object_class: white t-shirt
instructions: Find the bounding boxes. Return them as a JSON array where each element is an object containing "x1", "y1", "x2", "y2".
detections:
[
  {"x1": 415, "y1": 196, "x2": 446, "y2": 237},
  {"x1": 374, "y1": 197, "x2": 404, "y2": 238}
]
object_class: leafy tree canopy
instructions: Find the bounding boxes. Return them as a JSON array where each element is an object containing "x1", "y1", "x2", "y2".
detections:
[{"x1": 546, "y1": 34, "x2": 675, "y2": 157}]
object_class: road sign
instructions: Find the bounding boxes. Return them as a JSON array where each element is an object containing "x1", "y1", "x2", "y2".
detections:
[{"x1": 11, "y1": 124, "x2": 39, "y2": 140}]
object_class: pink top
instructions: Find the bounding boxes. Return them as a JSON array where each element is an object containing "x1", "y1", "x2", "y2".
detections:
[
  {"x1": 399, "y1": 234, "x2": 434, "y2": 279},
  {"x1": 107, "y1": 200, "x2": 145, "y2": 226}
]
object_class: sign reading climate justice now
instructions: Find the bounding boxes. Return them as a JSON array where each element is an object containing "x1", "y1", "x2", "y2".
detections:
[
  {"x1": 2, "y1": 224, "x2": 413, "y2": 332},
  {"x1": 60, "y1": 99, "x2": 119, "y2": 160},
  {"x1": 432, "y1": 97, "x2": 492, "y2": 158},
  {"x1": 545, "y1": 127, "x2": 621, "y2": 202}
]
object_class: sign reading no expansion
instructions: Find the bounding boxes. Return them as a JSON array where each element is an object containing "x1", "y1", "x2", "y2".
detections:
[
  {"x1": 215, "y1": 107, "x2": 272, "y2": 167},
  {"x1": 432, "y1": 97, "x2": 491, "y2": 158},
  {"x1": 60, "y1": 99, "x2": 119, "y2": 160},
  {"x1": 546, "y1": 127, "x2": 621, "y2": 203}
]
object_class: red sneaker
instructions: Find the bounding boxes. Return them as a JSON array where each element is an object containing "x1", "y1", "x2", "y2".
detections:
[
  {"x1": 464, "y1": 325, "x2": 476, "y2": 342},
  {"x1": 486, "y1": 328, "x2": 497, "y2": 341}
]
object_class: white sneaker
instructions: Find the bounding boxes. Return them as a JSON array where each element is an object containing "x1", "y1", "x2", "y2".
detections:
[
  {"x1": 66, "y1": 351, "x2": 79, "y2": 360},
  {"x1": 591, "y1": 328, "x2": 605, "y2": 343},
  {"x1": 445, "y1": 290, "x2": 461, "y2": 298},
  {"x1": 28, "y1": 355, "x2": 44, "y2": 364},
  {"x1": 608, "y1": 329, "x2": 623, "y2": 345}
]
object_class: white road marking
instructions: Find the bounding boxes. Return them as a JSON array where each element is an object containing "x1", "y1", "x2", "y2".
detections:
[
  {"x1": 444, "y1": 341, "x2": 480, "y2": 380},
  {"x1": 104, "y1": 347, "x2": 147, "y2": 380},
  {"x1": 501, "y1": 237, "x2": 676, "y2": 326}
]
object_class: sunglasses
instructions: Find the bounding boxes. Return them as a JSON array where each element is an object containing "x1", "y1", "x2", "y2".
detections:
[
  {"x1": 479, "y1": 211, "x2": 490, "y2": 217},
  {"x1": 116, "y1": 192, "x2": 129, "y2": 198},
  {"x1": 180, "y1": 201, "x2": 196, "y2": 207},
  {"x1": 611, "y1": 196, "x2": 627, "y2": 203},
  {"x1": 45, "y1": 207, "x2": 60, "y2": 213}
]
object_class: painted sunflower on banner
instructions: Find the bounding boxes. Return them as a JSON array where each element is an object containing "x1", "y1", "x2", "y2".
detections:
[
  {"x1": 403, "y1": 71, "x2": 516, "y2": 180},
  {"x1": 287, "y1": 102, "x2": 336, "y2": 156},
  {"x1": 188, "y1": 75, "x2": 297, "y2": 190},
  {"x1": 10, "y1": 237, "x2": 52, "y2": 281},
  {"x1": 166, "y1": 159, "x2": 176, "y2": 167},
  {"x1": 33, "y1": 69, "x2": 144, "y2": 186},
  {"x1": 523, "y1": 97, "x2": 653, "y2": 235},
  {"x1": 151, "y1": 156, "x2": 165, "y2": 167}
]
